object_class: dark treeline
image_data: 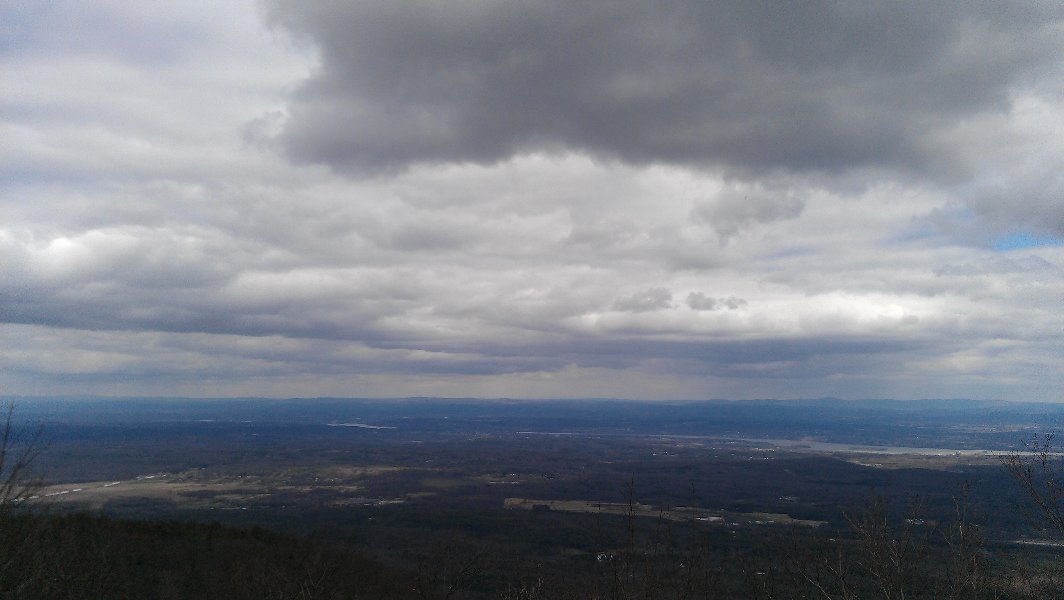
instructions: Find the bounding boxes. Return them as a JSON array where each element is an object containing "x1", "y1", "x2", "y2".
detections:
[
  {"x1": 0, "y1": 513, "x2": 403, "y2": 599},
  {"x1": 3, "y1": 489, "x2": 1064, "y2": 600}
]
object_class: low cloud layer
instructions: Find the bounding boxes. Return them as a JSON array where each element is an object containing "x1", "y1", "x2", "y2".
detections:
[{"x1": 2, "y1": 1, "x2": 1064, "y2": 400}]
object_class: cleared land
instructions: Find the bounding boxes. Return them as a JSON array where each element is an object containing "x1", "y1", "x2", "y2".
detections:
[
  {"x1": 26, "y1": 465, "x2": 409, "y2": 511},
  {"x1": 503, "y1": 497, "x2": 825, "y2": 527}
]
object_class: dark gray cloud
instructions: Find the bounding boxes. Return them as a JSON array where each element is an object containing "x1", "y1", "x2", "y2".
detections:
[
  {"x1": 687, "y1": 293, "x2": 746, "y2": 311},
  {"x1": 613, "y1": 287, "x2": 674, "y2": 312},
  {"x1": 265, "y1": 0, "x2": 1063, "y2": 175}
]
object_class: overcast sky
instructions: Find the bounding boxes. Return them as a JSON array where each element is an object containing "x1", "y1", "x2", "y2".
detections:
[{"x1": 3, "y1": 1, "x2": 1064, "y2": 400}]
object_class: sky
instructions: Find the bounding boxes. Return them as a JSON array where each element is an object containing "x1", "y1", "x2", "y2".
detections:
[{"x1": 3, "y1": 0, "x2": 1064, "y2": 401}]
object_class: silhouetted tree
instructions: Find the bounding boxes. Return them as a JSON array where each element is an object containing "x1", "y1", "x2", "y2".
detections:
[{"x1": 0, "y1": 402, "x2": 45, "y2": 512}]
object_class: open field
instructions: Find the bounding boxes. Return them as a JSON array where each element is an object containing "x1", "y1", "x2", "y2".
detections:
[
  {"x1": 32, "y1": 474, "x2": 253, "y2": 510},
  {"x1": 503, "y1": 497, "x2": 826, "y2": 527},
  {"x1": 27, "y1": 464, "x2": 412, "y2": 513}
]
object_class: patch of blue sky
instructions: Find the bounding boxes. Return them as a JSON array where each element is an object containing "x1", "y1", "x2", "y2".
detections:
[{"x1": 992, "y1": 232, "x2": 1064, "y2": 251}]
